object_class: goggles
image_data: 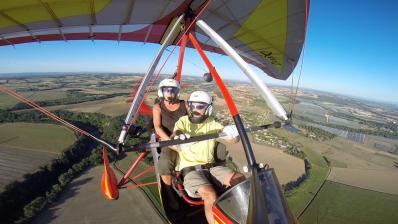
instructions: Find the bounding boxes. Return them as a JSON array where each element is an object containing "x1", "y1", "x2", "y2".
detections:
[
  {"x1": 162, "y1": 87, "x2": 178, "y2": 94},
  {"x1": 189, "y1": 102, "x2": 208, "y2": 110}
]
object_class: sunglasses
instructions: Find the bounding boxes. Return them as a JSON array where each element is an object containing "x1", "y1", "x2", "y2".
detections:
[
  {"x1": 189, "y1": 103, "x2": 208, "y2": 110},
  {"x1": 162, "y1": 87, "x2": 178, "y2": 93}
]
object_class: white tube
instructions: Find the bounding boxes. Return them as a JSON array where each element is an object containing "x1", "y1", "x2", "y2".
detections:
[
  {"x1": 118, "y1": 14, "x2": 185, "y2": 144},
  {"x1": 196, "y1": 20, "x2": 288, "y2": 121}
]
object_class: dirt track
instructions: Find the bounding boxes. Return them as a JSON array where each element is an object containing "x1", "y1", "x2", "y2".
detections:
[{"x1": 32, "y1": 166, "x2": 165, "y2": 224}]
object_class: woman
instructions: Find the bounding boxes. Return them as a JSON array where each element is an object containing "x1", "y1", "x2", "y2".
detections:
[{"x1": 152, "y1": 78, "x2": 187, "y2": 210}]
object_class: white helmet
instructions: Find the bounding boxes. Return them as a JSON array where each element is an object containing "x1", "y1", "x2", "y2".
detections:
[
  {"x1": 188, "y1": 91, "x2": 213, "y2": 123},
  {"x1": 157, "y1": 78, "x2": 180, "y2": 99}
]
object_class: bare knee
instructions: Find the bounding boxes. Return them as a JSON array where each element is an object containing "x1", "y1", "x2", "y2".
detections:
[
  {"x1": 161, "y1": 175, "x2": 172, "y2": 186},
  {"x1": 225, "y1": 172, "x2": 245, "y2": 187},
  {"x1": 198, "y1": 185, "x2": 216, "y2": 202}
]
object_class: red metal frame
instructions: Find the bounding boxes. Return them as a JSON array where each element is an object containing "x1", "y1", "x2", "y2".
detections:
[
  {"x1": 177, "y1": 182, "x2": 204, "y2": 206},
  {"x1": 188, "y1": 32, "x2": 239, "y2": 116},
  {"x1": 175, "y1": 33, "x2": 188, "y2": 82},
  {"x1": 116, "y1": 29, "x2": 245, "y2": 209},
  {"x1": 118, "y1": 151, "x2": 149, "y2": 186}
]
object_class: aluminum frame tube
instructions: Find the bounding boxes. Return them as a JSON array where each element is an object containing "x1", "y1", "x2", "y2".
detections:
[{"x1": 117, "y1": 14, "x2": 185, "y2": 144}]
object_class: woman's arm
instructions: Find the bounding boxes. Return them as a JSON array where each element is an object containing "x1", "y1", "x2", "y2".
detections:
[{"x1": 153, "y1": 103, "x2": 171, "y2": 141}]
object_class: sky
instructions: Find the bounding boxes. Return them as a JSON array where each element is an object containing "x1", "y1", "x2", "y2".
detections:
[{"x1": 0, "y1": 1, "x2": 397, "y2": 104}]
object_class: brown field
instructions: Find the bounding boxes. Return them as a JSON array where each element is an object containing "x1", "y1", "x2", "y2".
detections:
[
  {"x1": 32, "y1": 166, "x2": 165, "y2": 224},
  {"x1": 44, "y1": 94, "x2": 159, "y2": 117},
  {"x1": 0, "y1": 123, "x2": 76, "y2": 190},
  {"x1": 0, "y1": 146, "x2": 57, "y2": 189},
  {"x1": 43, "y1": 96, "x2": 131, "y2": 117},
  {"x1": 289, "y1": 135, "x2": 398, "y2": 195},
  {"x1": 226, "y1": 142, "x2": 305, "y2": 184},
  {"x1": 328, "y1": 167, "x2": 398, "y2": 195}
]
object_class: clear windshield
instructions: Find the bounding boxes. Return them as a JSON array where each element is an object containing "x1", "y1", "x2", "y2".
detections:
[{"x1": 214, "y1": 168, "x2": 294, "y2": 224}]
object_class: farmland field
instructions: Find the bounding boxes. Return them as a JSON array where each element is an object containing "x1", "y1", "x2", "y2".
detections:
[
  {"x1": 328, "y1": 167, "x2": 398, "y2": 195},
  {"x1": 0, "y1": 146, "x2": 56, "y2": 190},
  {"x1": 227, "y1": 142, "x2": 305, "y2": 185},
  {"x1": 298, "y1": 181, "x2": 398, "y2": 224},
  {"x1": 2, "y1": 74, "x2": 398, "y2": 223},
  {"x1": 0, "y1": 123, "x2": 76, "y2": 152},
  {"x1": 0, "y1": 90, "x2": 67, "y2": 109},
  {"x1": 0, "y1": 123, "x2": 76, "y2": 190},
  {"x1": 32, "y1": 165, "x2": 165, "y2": 224}
]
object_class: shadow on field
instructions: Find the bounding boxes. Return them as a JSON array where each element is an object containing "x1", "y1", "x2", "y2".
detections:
[
  {"x1": 33, "y1": 177, "x2": 93, "y2": 224},
  {"x1": 394, "y1": 161, "x2": 398, "y2": 169}
]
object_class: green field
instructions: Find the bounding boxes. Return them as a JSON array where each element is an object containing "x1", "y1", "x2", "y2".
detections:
[
  {"x1": 298, "y1": 181, "x2": 398, "y2": 224},
  {"x1": 285, "y1": 145, "x2": 330, "y2": 216},
  {"x1": 114, "y1": 151, "x2": 162, "y2": 210},
  {"x1": 270, "y1": 129, "x2": 330, "y2": 216},
  {"x1": 0, "y1": 90, "x2": 67, "y2": 109},
  {"x1": 0, "y1": 94, "x2": 19, "y2": 109},
  {"x1": 0, "y1": 122, "x2": 76, "y2": 153}
]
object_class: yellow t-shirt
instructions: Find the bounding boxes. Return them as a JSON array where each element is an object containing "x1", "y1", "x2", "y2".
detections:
[{"x1": 173, "y1": 115, "x2": 224, "y2": 171}]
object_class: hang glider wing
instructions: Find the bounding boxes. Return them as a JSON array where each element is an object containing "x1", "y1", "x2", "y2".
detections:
[{"x1": 0, "y1": 0, "x2": 308, "y2": 80}]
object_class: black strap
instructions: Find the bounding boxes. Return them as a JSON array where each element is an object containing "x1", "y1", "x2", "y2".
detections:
[{"x1": 180, "y1": 163, "x2": 217, "y2": 178}]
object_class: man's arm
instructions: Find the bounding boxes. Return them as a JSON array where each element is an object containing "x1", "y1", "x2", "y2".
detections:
[{"x1": 152, "y1": 103, "x2": 171, "y2": 141}]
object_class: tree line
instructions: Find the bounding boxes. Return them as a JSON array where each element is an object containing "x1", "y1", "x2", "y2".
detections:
[
  {"x1": 9, "y1": 91, "x2": 125, "y2": 111},
  {"x1": 299, "y1": 124, "x2": 337, "y2": 141}
]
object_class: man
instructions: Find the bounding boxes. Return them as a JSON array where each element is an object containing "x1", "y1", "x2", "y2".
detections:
[
  {"x1": 172, "y1": 90, "x2": 245, "y2": 224},
  {"x1": 153, "y1": 78, "x2": 187, "y2": 210}
]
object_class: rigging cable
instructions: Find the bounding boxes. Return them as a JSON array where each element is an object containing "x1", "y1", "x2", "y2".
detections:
[
  {"x1": 289, "y1": 0, "x2": 309, "y2": 119},
  {"x1": 138, "y1": 0, "x2": 213, "y2": 119},
  {"x1": 0, "y1": 85, "x2": 116, "y2": 151}
]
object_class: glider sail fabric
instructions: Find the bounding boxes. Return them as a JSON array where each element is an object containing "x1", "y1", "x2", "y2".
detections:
[{"x1": 0, "y1": 0, "x2": 308, "y2": 80}]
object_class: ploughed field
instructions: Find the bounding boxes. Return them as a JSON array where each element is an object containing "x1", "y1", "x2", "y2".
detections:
[
  {"x1": 0, "y1": 123, "x2": 76, "y2": 190},
  {"x1": 0, "y1": 146, "x2": 56, "y2": 189}
]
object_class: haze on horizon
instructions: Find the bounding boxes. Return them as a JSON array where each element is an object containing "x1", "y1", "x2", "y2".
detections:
[{"x1": 0, "y1": 1, "x2": 397, "y2": 105}]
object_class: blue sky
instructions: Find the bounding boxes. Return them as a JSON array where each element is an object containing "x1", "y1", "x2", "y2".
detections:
[{"x1": 0, "y1": 1, "x2": 397, "y2": 104}]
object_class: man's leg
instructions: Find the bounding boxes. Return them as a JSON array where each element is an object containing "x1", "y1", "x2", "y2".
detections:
[
  {"x1": 184, "y1": 170, "x2": 214, "y2": 224},
  {"x1": 198, "y1": 185, "x2": 216, "y2": 224},
  {"x1": 210, "y1": 166, "x2": 245, "y2": 187},
  {"x1": 225, "y1": 172, "x2": 245, "y2": 187}
]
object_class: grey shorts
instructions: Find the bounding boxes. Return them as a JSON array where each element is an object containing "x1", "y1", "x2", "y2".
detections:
[{"x1": 183, "y1": 166, "x2": 234, "y2": 198}]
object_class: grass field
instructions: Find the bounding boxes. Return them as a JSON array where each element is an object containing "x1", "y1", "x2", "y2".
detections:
[
  {"x1": 113, "y1": 151, "x2": 162, "y2": 209},
  {"x1": 285, "y1": 145, "x2": 330, "y2": 216},
  {"x1": 0, "y1": 90, "x2": 68, "y2": 109},
  {"x1": 298, "y1": 181, "x2": 398, "y2": 224},
  {"x1": 0, "y1": 123, "x2": 76, "y2": 153},
  {"x1": 270, "y1": 129, "x2": 330, "y2": 216},
  {"x1": 0, "y1": 94, "x2": 19, "y2": 109}
]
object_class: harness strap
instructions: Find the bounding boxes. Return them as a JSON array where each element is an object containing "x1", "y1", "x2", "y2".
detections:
[{"x1": 180, "y1": 163, "x2": 217, "y2": 179}]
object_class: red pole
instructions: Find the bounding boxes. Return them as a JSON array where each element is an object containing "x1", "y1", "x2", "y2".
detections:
[
  {"x1": 175, "y1": 33, "x2": 188, "y2": 82},
  {"x1": 118, "y1": 151, "x2": 148, "y2": 186},
  {"x1": 188, "y1": 32, "x2": 239, "y2": 116}
]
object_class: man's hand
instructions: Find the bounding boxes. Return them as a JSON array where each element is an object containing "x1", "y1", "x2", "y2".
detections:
[
  {"x1": 221, "y1": 125, "x2": 239, "y2": 140},
  {"x1": 171, "y1": 133, "x2": 193, "y2": 151}
]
